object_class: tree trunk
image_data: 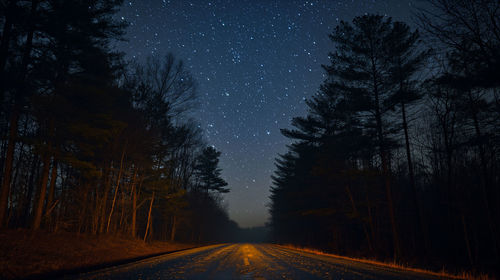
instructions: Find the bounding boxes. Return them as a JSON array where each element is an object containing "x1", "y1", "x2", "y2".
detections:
[
  {"x1": 345, "y1": 184, "x2": 373, "y2": 253},
  {"x1": 461, "y1": 213, "x2": 474, "y2": 266},
  {"x1": 401, "y1": 101, "x2": 428, "y2": 255},
  {"x1": 10, "y1": 117, "x2": 29, "y2": 208},
  {"x1": 0, "y1": 107, "x2": 19, "y2": 227},
  {"x1": 46, "y1": 160, "x2": 57, "y2": 228},
  {"x1": 99, "y1": 162, "x2": 112, "y2": 233},
  {"x1": 119, "y1": 184, "x2": 126, "y2": 229},
  {"x1": 0, "y1": 136, "x2": 7, "y2": 188},
  {"x1": 32, "y1": 146, "x2": 51, "y2": 230},
  {"x1": 130, "y1": 170, "x2": 139, "y2": 238},
  {"x1": 467, "y1": 91, "x2": 499, "y2": 263},
  {"x1": 77, "y1": 184, "x2": 89, "y2": 233},
  {"x1": 369, "y1": 44, "x2": 400, "y2": 259},
  {"x1": 373, "y1": 73, "x2": 400, "y2": 259},
  {"x1": 54, "y1": 165, "x2": 69, "y2": 233},
  {"x1": 144, "y1": 191, "x2": 154, "y2": 242},
  {"x1": 92, "y1": 186, "x2": 100, "y2": 234},
  {"x1": 1, "y1": 0, "x2": 38, "y2": 228},
  {"x1": 106, "y1": 147, "x2": 126, "y2": 233},
  {"x1": 32, "y1": 115, "x2": 54, "y2": 231},
  {"x1": 402, "y1": 101, "x2": 416, "y2": 198},
  {"x1": 170, "y1": 215, "x2": 177, "y2": 242},
  {"x1": 361, "y1": 179, "x2": 377, "y2": 246},
  {"x1": 21, "y1": 155, "x2": 39, "y2": 227},
  {"x1": 46, "y1": 160, "x2": 57, "y2": 213}
]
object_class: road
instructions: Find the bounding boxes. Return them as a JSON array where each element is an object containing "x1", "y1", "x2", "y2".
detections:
[{"x1": 71, "y1": 244, "x2": 447, "y2": 279}]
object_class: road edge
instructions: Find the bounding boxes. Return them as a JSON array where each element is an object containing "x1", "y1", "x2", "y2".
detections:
[
  {"x1": 272, "y1": 244, "x2": 464, "y2": 280},
  {"x1": 19, "y1": 244, "x2": 211, "y2": 280}
]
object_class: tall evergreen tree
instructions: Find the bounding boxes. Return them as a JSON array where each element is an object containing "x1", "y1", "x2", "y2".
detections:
[
  {"x1": 325, "y1": 14, "x2": 401, "y2": 258},
  {"x1": 30, "y1": 0, "x2": 126, "y2": 231},
  {"x1": 385, "y1": 20, "x2": 430, "y2": 253},
  {"x1": 194, "y1": 146, "x2": 229, "y2": 194},
  {"x1": 0, "y1": 0, "x2": 126, "y2": 229}
]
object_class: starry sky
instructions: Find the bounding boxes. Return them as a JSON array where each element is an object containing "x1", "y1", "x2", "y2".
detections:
[{"x1": 117, "y1": 0, "x2": 418, "y2": 228}]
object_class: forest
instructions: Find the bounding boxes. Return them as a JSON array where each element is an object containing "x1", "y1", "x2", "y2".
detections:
[
  {"x1": 0, "y1": 0, "x2": 239, "y2": 244},
  {"x1": 1, "y1": 0, "x2": 499, "y2": 277},
  {"x1": 269, "y1": 0, "x2": 500, "y2": 275}
]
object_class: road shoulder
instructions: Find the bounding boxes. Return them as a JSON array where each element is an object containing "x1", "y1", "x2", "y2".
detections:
[{"x1": 0, "y1": 229, "x2": 198, "y2": 280}]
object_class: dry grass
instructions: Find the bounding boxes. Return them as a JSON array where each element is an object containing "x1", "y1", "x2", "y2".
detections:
[
  {"x1": 0, "y1": 229, "x2": 195, "y2": 279},
  {"x1": 277, "y1": 244, "x2": 492, "y2": 280}
]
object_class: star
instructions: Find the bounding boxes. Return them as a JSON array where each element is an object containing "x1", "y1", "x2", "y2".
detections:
[{"x1": 118, "y1": 0, "x2": 418, "y2": 228}]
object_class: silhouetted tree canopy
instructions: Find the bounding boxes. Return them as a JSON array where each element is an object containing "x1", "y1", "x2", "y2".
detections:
[
  {"x1": 270, "y1": 11, "x2": 500, "y2": 275},
  {"x1": 0, "y1": 0, "x2": 236, "y2": 244},
  {"x1": 194, "y1": 146, "x2": 229, "y2": 194}
]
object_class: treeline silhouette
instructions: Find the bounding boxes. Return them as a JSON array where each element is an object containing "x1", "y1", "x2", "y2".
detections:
[
  {"x1": 0, "y1": 0, "x2": 238, "y2": 243},
  {"x1": 270, "y1": 0, "x2": 499, "y2": 274}
]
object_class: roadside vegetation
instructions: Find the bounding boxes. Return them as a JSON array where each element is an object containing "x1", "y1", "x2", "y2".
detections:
[
  {"x1": 269, "y1": 0, "x2": 500, "y2": 277},
  {"x1": 0, "y1": 229, "x2": 197, "y2": 279},
  {"x1": 0, "y1": 2, "x2": 237, "y2": 276},
  {"x1": 279, "y1": 244, "x2": 490, "y2": 280}
]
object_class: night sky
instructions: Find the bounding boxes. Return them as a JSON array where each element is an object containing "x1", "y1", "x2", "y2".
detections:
[{"x1": 117, "y1": 0, "x2": 417, "y2": 228}]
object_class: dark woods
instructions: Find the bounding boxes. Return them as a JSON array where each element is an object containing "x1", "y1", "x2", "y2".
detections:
[
  {"x1": 0, "y1": 0, "x2": 237, "y2": 243},
  {"x1": 270, "y1": 0, "x2": 500, "y2": 274},
  {"x1": 1, "y1": 0, "x2": 499, "y2": 275}
]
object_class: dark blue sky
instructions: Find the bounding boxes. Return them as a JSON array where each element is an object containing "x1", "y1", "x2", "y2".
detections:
[{"x1": 117, "y1": 0, "x2": 418, "y2": 228}]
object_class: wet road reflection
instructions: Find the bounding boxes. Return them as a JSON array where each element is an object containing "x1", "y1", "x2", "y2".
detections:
[{"x1": 72, "y1": 244, "x2": 446, "y2": 279}]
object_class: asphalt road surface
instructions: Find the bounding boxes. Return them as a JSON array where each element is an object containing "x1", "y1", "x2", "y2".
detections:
[{"x1": 70, "y1": 244, "x2": 447, "y2": 279}]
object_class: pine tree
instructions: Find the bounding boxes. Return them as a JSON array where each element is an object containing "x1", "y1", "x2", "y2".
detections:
[
  {"x1": 385, "y1": 20, "x2": 430, "y2": 254},
  {"x1": 325, "y1": 14, "x2": 401, "y2": 259},
  {"x1": 30, "y1": 0, "x2": 126, "y2": 231},
  {"x1": 194, "y1": 147, "x2": 229, "y2": 194}
]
